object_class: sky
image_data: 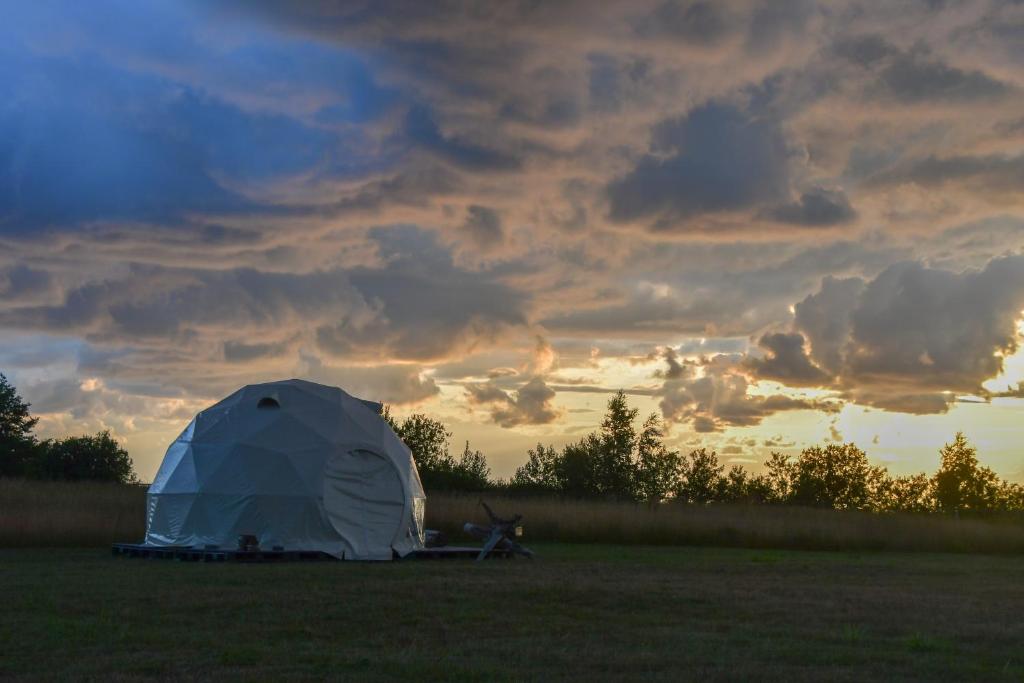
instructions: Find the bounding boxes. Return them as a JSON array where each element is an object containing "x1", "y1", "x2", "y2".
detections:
[{"x1": 2, "y1": 0, "x2": 1024, "y2": 483}]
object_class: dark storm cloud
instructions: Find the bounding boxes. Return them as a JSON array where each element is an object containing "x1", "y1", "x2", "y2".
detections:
[
  {"x1": 867, "y1": 154, "x2": 1024, "y2": 194},
  {"x1": 316, "y1": 226, "x2": 528, "y2": 361},
  {"x1": 541, "y1": 240, "x2": 903, "y2": 338},
  {"x1": 834, "y1": 34, "x2": 1010, "y2": 103},
  {"x1": 793, "y1": 276, "x2": 865, "y2": 375},
  {"x1": 995, "y1": 116, "x2": 1024, "y2": 136},
  {"x1": 459, "y1": 205, "x2": 504, "y2": 250},
  {"x1": 403, "y1": 105, "x2": 521, "y2": 172},
  {"x1": 0, "y1": 265, "x2": 369, "y2": 340},
  {"x1": 606, "y1": 102, "x2": 791, "y2": 227},
  {"x1": 634, "y1": 1, "x2": 734, "y2": 45},
  {"x1": 845, "y1": 258, "x2": 1024, "y2": 391},
  {"x1": 0, "y1": 265, "x2": 53, "y2": 299},
  {"x1": 655, "y1": 347, "x2": 689, "y2": 380},
  {"x1": 2, "y1": 228, "x2": 529, "y2": 363},
  {"x1": 746, "y1": 332, "x2": 829, "y2": 386},
  {"x1": 928, "y1": 218, "x2": 1024, "y2": 265},
  {"x1": 498, "y1": 67, "x2": 583, "y2": 128},
  {"x1": 466, "y1": 376, "x2": 560, "y2": 428},
  {"x1": 763, "y1": 188, "x2": 857, "y2": 227},
  {"x1": 223, "y1": 339, "x2": 293, "y2": 363},
  {"x1": 587, "y1": 54, "x2": 655, "y2": 114}
]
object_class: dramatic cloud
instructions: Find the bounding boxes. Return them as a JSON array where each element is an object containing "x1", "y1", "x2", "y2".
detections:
[
  {"x1": 317, "y1": 227, "x2": 528, "y2": 361},
  {"x1": 466, "y1": 377, "x2": 560, "y2": 428},
  {"x1": 868, "y1": 154, "x2": 1024, "y2": 198},
  {"x1": 657, "y1": 353, "x2": 838, "y2": 432},
  {"x1": 298, "y1": 353, "x2": 440, "y2": 405},
  {"x1": 843, "y1": 257, "x2": 1024, "y2": 396},
  {"x1": 763, "y1": 188, "x2": 857, "y2": 227},
  {"x1": 834, "y1": 35, "x2": 1010, "y2": 103},
  {"x1": 793, "y1": 276, "x2": 865, "y2": 375},
  {"x1": 459, "y1": 205, "x2": 504, "y2": 250},
  {"x1": 749, "y1": 256, "x2": 1024, "y2": 413},
  {"x1": 746, "y1": 332, "x2": 830, "y2": 386},
  {"x1": 0, "y1": 265, "x2": 53, "y2": 301},
  {"x1": 607, "y1": 102, "x2": 791, "y2": 228},
  {"x1": 3, "y1": 0, "x2": 1024, "y2": 478},
  {"x1": 403, "y1": 106, "x2": 521, "y2": 173},
  {"x1": 635, "y1": 1, "x2": 734, "y2": 46}
]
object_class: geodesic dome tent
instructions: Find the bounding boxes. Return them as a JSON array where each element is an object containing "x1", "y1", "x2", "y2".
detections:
[{"x1": 145, "y1": 379, "x2": 426, "y2": 560}]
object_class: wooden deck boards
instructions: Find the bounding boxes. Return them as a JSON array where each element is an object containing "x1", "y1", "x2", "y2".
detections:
[{"x1": 110, "y1": 543, "x2": 513, "y2": 562}]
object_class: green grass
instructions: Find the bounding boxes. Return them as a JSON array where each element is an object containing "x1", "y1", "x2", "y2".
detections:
[
  {"x1": 1, "y1": 545, "x2": 1021, "y2": 681},
  {"x1": 3, "y1": 480, "x2": 1023, "y2": 679}
]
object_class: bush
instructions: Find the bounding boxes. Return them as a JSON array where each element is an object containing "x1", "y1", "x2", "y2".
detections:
[
  {"x1": 1, "y1": 373, "x2": 138, "y2": 484},
  {"x1": 33, "y1": 432, "x2": 137, "y2": 484},
  {"x1": 0, "y1": 373, "x2": 39, "y2": 478},
  {"x1": 383, "y1": 408, "x2": 493, "y2": 492}
]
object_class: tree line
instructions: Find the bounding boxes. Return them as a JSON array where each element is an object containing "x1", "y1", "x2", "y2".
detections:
[
  {"x1": 0, "y1": 374, "x2": 137, "y2": 483},
  {"x1": 3, "y1": 370, "x2": 1021, "y2": 517},
  {"x1": 394, "y1": 391, "x2": 1024, "y2": 516}
]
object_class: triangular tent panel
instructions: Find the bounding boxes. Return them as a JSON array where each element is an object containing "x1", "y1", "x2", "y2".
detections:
[
  {"x1": 323, "y1": 448, "x2": 407, "y2": 560},
  {"x1": 145, "y1": 379, "x2": 426, "y2": 560}
]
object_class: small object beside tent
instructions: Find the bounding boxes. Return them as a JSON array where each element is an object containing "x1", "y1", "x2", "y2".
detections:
[{"x1": 142, "y1": 379, "x2": 426, "y2": 560}]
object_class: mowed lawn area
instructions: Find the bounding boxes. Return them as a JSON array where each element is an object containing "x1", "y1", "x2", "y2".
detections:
[{"x1": 1, "y1": 545, "x2": 1021, "y2": 681}]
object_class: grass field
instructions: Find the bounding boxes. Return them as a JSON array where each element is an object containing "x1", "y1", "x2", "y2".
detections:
[
  {"x1": 3, "y1": 479, "x2": 1024, "y2": 679},
  {"x1": 1, "y1": 544, "x2": 1022, "y2": 681}
]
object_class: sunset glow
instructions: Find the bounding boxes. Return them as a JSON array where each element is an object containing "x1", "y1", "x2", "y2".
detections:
[{"x1": 2, "y1": 1, "x2": 1024, "y2": 482}]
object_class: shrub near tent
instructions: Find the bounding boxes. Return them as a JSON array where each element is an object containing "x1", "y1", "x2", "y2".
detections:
[
  {"x1": 0, "y1": 373, "x2": 137, "y2": 484},
  {"x1": 34, "y1": 432, "x2": 136, "y2": 483}
]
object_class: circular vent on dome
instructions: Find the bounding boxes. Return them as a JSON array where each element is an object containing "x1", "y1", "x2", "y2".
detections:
[{"x1": 257, "y1": 397, "x2": 280, "y2": 410}]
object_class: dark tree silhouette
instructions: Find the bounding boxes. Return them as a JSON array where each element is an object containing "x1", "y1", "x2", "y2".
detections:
[
  {"x1": 34, "y1": 431, "x2": 136, "y2": 483},
  {"x1": 558, "y1": 433, "x2": 603, "y2": 498},
  {"x1": 511, "y1": 443, "x2": 561, "y2": 493},
  {"x1": 0, "y1": 373, "x2": 39, "y2": 478},
  {"x1": 675, "y1": 448, "x2": 724, "y2": 504},
  {"x1": 456, "y1": 441, "x2": 491, "y2": 489},
  {"x1": 384, "y1": 409, "x2": 452, "y2": 472},
  {"x1": 790, "y1": 443, "x2": 884, "y2": 510},
  {"x1": 761, "y1": 451, "x2": 794, "y2": 503},
  {"x1": 875, "y1": 473, "x2": 932, "y2": 513},
  {"x1": 383, "y1": 407, "x2": 492, "y2": 492},
  {"x1": 718, "y1": 465, "x2": 751, "y2": 502},
  {"x1": 635, "y1": 413, "x2": 681, "y2": 503},
  {"x1": 594, "y1": 390, "x2": 639, "y2": 499},
  {"x1": 932, "y1": 432, "x2": 1000, "y2": 516}
]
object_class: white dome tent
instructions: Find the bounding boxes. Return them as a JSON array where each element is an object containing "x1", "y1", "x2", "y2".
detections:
[{"x1": 144, "y1": 379, "x2": 426, "y2": 560}]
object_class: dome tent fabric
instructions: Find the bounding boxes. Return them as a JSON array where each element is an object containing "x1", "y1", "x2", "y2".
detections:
[{"x1": 145, "y1": 379, "x2": 426, "y2": 560}]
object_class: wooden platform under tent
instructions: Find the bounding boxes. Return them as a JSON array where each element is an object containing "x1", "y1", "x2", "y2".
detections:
[{"x1": 110, "y1": 543, "x2": 512, "y2": 562}]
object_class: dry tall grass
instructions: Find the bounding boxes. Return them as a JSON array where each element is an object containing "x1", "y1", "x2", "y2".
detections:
[
  {"x1": 0, "y1": 479, "x2": 145, "y2": 547},
  {"x1": 2, "y1": 479, "x2": 1023, "y2": 553},
  {"x1": 428, "y1": 493, "x2": 1024, "y2": 554}
]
